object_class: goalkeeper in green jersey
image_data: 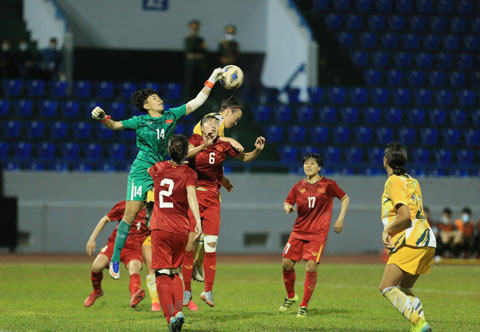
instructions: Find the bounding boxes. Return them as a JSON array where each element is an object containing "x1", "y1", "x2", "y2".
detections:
[{"x1": 91, "y1": 68, "x2": 224, "y2": 280}]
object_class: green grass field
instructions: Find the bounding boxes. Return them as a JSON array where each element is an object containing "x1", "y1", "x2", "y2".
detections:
[{"x1": 0, "y1": 262, "x2": 479, "y2": 332}]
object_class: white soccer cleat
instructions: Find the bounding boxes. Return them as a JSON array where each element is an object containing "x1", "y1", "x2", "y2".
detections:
[
  {"x1": 200, "y1": 291, "x2": 215, "y2": 307},
  {"x1": 109, "y1": 261, "x2": 120, "y2": 280}
]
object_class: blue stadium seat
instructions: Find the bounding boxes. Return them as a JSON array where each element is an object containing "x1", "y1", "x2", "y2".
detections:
[
  {"x1": 449, "y1": 17, "x2": 467, "y2": 33},
  {"x1": 386, "y1": 70, "x2": 403, "y2": 86},
  {"x1": 296, "y1": 105, "x2": 315, "y2": 123},
  {"x1": 263, "y1": 125, "x2": 284, "y2": 143},
  {"x1": 435, "y1": 90, "x2": 454, "y2": 107},
  {"x1": 354, "y1": 126, "x2": 373, "y2": 144},
  {"x1": 428, "y1": 71, "x2": 446, "y2": 88},
  {"x1": 381, "y1": 34, "x2": 398, "y2": 49},
  {"x1": 324, "y1": 147, "x2": 341, "y2": 163},
  {"x1": 37, "y1": 142, "x2": 56, "y2": 158},
  {"x1": 360, "y1": 33, "x2": 377, "y2": 49},
  {"x1": 338, "y1": 32, "x2": 355, "y2": 48},
  {"x1": 368, "y1": 147, "x2": 384, "y2": 163},
  {"x1": 416, "y1": 0, "x2": 434, "y2": 13},
  {"x1": 457, "y1": 0, "x2": 474, "y2": 15},
  {"x1": 471, "y1": 18, "x2": 480, "y2": 33},
  {"x1": 428, "y1": 109, "x2": 447, "y2": 126},
  {"x1": 395, "y1": 0, "x2": 412, "y2": 12},
  {"x1": 286, "y1": 88, "x2": 301, "y2": 103},
  {"x1": 340, "y1": 106, "x2": 359, "y2": 124},
  {"x1": 350, "y1": 87, "x2": 368, "y2": 105},
  {"x1": 369, "y1": 15, "x2": 386, "y2": 31},
  {"x1": 38, "y1": 100, "x2": 57, "y2": 118},
  {"x1": 310, "y1": 126, "x2": 329, "y2": 144},
  {"x1": 164, "y1": 83, "x2": 182, "y2": 100},
  {"x1": 84, "y1": 101, "x2": 103, "y2": 114},
  {"x1": 373, "y1": 52, "x2": 390, "y2": 68},
  {"x1": 13, "y1": 100, "x2": 33, "y2": 117},
  {"x1": 261, "y1": 87, "x2": 279, "y2": 103},
  {"x1": 25, "y1": 162, "x2": 46, "y2": 171},
  {"x1": 376, "y1": 127, "x2": 394, "y2": 144},
  {"x1": 410, "y1": 148, "x2": 430, "y2": 164},
  {"x1": 420, "y1": 128, "x2": 439, "y2": 145},
  {"x1": 108, "y1": 143, "x2": 127, "y2": 160},
  {"x1": 73, "y1": 81, "x2": 92, "y2": 98},
  {"x1": 3, "y1": 121, "x2": 21, "y2": 139},
  {"x1": 26, "y1": 121, "x2": 45, "y2": 139},
  {"x1": 94, "y1": 81, "x2": 114, "y2": 98},
  {"x1": 140, "y1": 82, "x2": 160, "y2": 91},
  {"x1": 334, "y1": 0, "x2": 351, "y2": 10},
  {"x1": 274, "y1": 105, "x2": 292, "y2": 123},
  {"x1": 398, "y1": 127, "x2": 417, "y2": 145},
  {"x1": 252, "y1": 105, "x2": 271, "y2": 123},
  {"x1": 0, "y1": 99, "x2": 10, "y2": 117},
  {"x1": 333, "y1": 126, "x2": 351, "y2": 144},
  {"x1": 409, "y1": 16, "x2": 426, "y2": 32},
  {"x1": 289, "y1": 125, "x2": 307, "y2": 143},
  {"x1": 364, "y1": 69, "x2": 382, "y2": 85},
  {"x1": 50, "y1": 80, "x2": 68, "y2": 98},
  {"x1": 449, "y1": 109, "x2": 467, "y2": 126},
  {"x1": 345, "y1": 147, "x2": 363, "y2": 163},
  {"x1": 442, "y1": 128, "x2": 460, "y2": 146},
  {"x1": 60, "y1": 142, "x2": 79, "y2": 159},
  {"x1": 423, "y1": 34, "x2": 440, "y2": 51},
  {"x1": 376, "y1": 0, "x2": 393, "y2": 12},
  {"x1": 415, "y1": 53, "x2": 432, "y2": 69},
  {"x1": 457, "y1": 90, "x2": 475, "y2": 107},
  {"x1": 117, "y1": 81, "x2": 137, "y2": 99},
  {"x1": 372, "y1": 88, "x2": 389, "y2": 106},
  {"x1": 0, "y1": 142, "x2": 8, "y2": 158},
  {"x1": 3, "y1": 79, "x2": 22, "y2": 97},
  {"x1": 109, "y1": 101, "x2": 127, "y2": 119},
  {"x1": 61, "y1": 100, "x2": 80, "y2": 119},
  {"x1": 443, "y1": 35, "x2": 460, "y2": 51},
  {"x1": 318, "y1": 106, "x2": 338, "y2": 124},
  {"x1": 407, "y1": 70, "x2": 425, "y2": 87},
  {"x1": 121, "y1": 129, "x2": 136, "y2": 141},
  {"x1": 449, "y1": 71, "x2": 466, "y2": 88},
  {"x1": 363, "y1": 107, "x2": 382, "y2": 124},
  {"x1": 313, "y1": 0, "x2": 329, "y2": 10},
  {"x1": 13, "y1": 142, "x2": 32, "y2": 159},
  {"x1": 73, "y1": 122, "x2": 92, "y2": 140},
  {"x1": 298, "y1": 146, "x2": 320, "y2": 157},
  {"x1": 472, "y1": 109, "x2": 480, "y2": 126},
  {"x1": 414, "y1": 89, "x2": 432, "y2": 106},
  {"x1": 354, "y1": 0, "x2": 373, "y2": 12},
  {"x1": 403, "y1": 34, "x2": 420, "y2": 50},
  {"x1": 436, "y1": 0, "x2": 454, "y2": 14},
  {"x1": 49, "y1": 121, "x2": 68, "y2": 139},
  {"x1": 351, "y1": 51, "x2": 368, "y2": 67},
  {"x1": 26, "y1": 80, "x2": 46, "y2": 97},
  {"x1": 464, "y1": 36, "x2": 480, "y2": 52},
  {"x1": 464, "y1": 129, "x2": 480, "y2": 147},
  {"x1": 278, "y1": 146, "x2": 298, "y2": 163},
  {"x1": 429, "y1": 17, "x2": 446, "y2": 32},
  {"x1": 385, "y1": 107, "x2": 403, "y2": 124},
  {"x1": 325, "y1": 14, "x2": 342, "y2": 29},
  {"x1": 329, "y1": 87, "x2": 347, "y2": 104},
  {"x1": 456, "y1": 149, "x2": 474, "y2": 164},
  {"x1": 435, "y1": 149, "x2": 453, "y2": 164},
  {"x1": 394, "y1": 52, "x2": 412, "y2": 68},
  {"x1": 307, "y1": 87, "x2": 324, "y2": 103},
  {"x1": 84, "y1": 143, "x2": 103, "y2": 159},
  {"x1": 389, "y1": 15, "x2": 406, "y2": 31},
  {"x1": 436, "y1": 53, "x2": 453, "y2": 70},
  {"x1": 407, "y1": 108, "x2": 426, "y2": 125},
  {"x1": 457, "y1": 54, "x2": 473, "y2": 70},
  {"x1": 346, "y1": 14, "x2": 363, "y2": 29},
  {"x1": 72, "y1": 163, "x2": 93, "y2": 172},
  {"x1": 393, "y1": 88, "x2": 411, "y2": 106},
  {"x1": 129, "y1": 144, "x2": 138, "y2": 158}
]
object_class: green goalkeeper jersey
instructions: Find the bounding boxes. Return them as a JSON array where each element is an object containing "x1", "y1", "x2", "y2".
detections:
[{"x1": 121, "y1": 105, "x2": 187, "y2": 165}]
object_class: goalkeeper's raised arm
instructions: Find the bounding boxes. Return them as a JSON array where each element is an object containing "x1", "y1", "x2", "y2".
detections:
[{"x1": 186, "y1": 67, "x2": 224, "y2": 115}]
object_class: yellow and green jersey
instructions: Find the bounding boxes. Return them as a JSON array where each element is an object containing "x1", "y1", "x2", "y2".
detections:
[
  {"x1": 381, "y1": 174, "x2": 436, "y2": 248},
  {"x1": 193, "y1": 112, "x2": 225, "y2": 137}
]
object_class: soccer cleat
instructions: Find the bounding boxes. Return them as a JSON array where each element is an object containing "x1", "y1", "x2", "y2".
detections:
[
  {"x1": 109, "y1": 261, "x2": 120, "y2": 280},
  {"x1": 183, "y1": 291, "x2": 192, "y2": 306},
  {"x1": 192, "y1": 264, "x2": 205, "y2": 282},
  {"x1": 296, "y1": 306, "x2": 308, "y2": 318},
  {"x1": 187, "y1": 300, "x2": 198, "y2": 311},
  {"x1": 84, "y1": 290, "x2": 103, "y2": 307},
  {"x1": 174, "y1": 311, "x2": 185, "y2": 331},
  {"x1": 278, "y1": 293, "x2": 299, "y2": 312},
  {"x1": 168, "y1": 316, "x2": 177, "y2": 332},
  {"x1": 411, "y1": 320, "x2": 432, "y2": 332},
  {"x1": 151, "y1": 302, "x2": 161, "y2": 312},
  {"x1": 129, "y1": 289, "x2": 145, "y2": 308},
  {"x1": 200, "y1": 291, "x2": 215, "y2": 307}
]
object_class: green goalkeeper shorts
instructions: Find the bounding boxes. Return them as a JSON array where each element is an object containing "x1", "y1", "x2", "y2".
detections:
[{"x1": 126, "y1": 159, "x2": 154, "y2": 201}]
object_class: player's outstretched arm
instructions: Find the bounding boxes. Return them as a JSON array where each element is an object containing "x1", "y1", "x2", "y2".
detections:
[
  {"x1": 186, "y1": 68, "x2": 224, "y2": 115},
  {"x1": 333, "y1": 194, "x2": 350, "y2": 233},
  {"x1": 186, "y1": 133, "x2": 216, "y2": 159},
  {"x1": 235, "y1": 136, "x2": 266, "y2": 162},
  {"x1": 86, "y1": 215, "x2": 111, "y2": 256},
  {"x1": 186, "y1": 186, "x2": 202, "y2": 238},
  {"x1": 91, "y1": 106, "x2": 124, "y2": 130},
  {"x1": 222, "y1": 176, "x2": 234, "y2": 192},
  {"x1": 219, "y1": 136, "x2": 244, "y2": 152}
]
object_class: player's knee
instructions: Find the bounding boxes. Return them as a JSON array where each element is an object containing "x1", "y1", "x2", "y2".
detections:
[
  {"x1": 306, "y1": 261, "x2": 318, "y2": 272},
  {"x1": 282, "y1": 259, "x2": 294, "y2": 271},
  {"x1": 204, "y1": 235, "x2": 218, "y2": 253}
]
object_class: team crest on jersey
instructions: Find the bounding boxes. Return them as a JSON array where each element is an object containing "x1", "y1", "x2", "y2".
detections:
[
  {"x1": 300, "y1": 188, "x2": 306, "y2": 193},
  {"x1": 318, "y1": 187, "x2": 326, "y2": 193}
]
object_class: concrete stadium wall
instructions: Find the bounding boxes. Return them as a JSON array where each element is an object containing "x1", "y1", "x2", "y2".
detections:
[{"x1": 3, "y1": 172, "x2": 480, "y2": 255}]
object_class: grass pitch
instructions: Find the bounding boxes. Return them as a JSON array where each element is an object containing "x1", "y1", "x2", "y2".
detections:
[{"x1": 0, "y1": 262, "x2": 479, "y2": 332}]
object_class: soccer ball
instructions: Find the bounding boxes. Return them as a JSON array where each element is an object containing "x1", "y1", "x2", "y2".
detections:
[{"x1": 220, "y1": 65, "x2": 244, "y2": 89}]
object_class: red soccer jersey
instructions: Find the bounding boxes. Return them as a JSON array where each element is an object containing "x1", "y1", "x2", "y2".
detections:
[
  {"x1": 148, "y1": 161, "x2": 198, "y2": 235},
  {"x1": 188, "y1": 134, "x2": 239, "y2": 193},
  {"x1": 106, "y1": 201, "x2": 149, "y2": 249},
  {"x1": 285, "y1": 177, "x2": 346, "y2": 241}
]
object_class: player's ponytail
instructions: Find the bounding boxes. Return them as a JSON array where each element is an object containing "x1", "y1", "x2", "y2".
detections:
[
  {"x1": 168, "y1": 134, "x2": 189, "y2": 165},
  {"x1": 385, "y1": 142, "x2": 407, "y2": 175}
]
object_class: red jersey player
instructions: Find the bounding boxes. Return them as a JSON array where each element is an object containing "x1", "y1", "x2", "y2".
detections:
[
  {"x1": 84, "y1": 200, "x2": 150, "y2": 308},
  {"x1": 279, "y1": 153, "x2": 350, "y2": 318},
  {"x1": 182, "y1": 114, "x2": 266, "y2": 308},
  {"x1": 148, "y1": 134, "x2": 203, "y2": 332}
]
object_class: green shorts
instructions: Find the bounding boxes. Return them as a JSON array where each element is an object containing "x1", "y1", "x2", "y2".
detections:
[{"x1": 126, "y1": 159, "x2": 154, "y2": 201}]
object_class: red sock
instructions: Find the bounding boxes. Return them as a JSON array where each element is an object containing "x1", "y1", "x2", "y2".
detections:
[
  {"x1": 172, "y1": 274, "x2": 183, "y2": 314},
  {"x1": 204, "y1": 252, "x2": 216, "y2": 292},
  {"x1": 283, "y1": 268, "x2": 296, "y2": 298},
  {"x1": 182, "y1": 251, "x2": 194, "y2": 292},
  {"x1": 91, "y1": 271, "x2": 103, "y2": 293},
  {"x1": 156, "y1": 274, "x2": 174, "y2": 323},
  {"x1": 129, "y1": 273, "x2": 141, "y2": 297},
  {"x1": 300, "y1": 271, "x2": 317, "y2": 307}
]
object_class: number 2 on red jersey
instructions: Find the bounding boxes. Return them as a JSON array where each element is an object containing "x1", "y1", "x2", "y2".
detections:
[{"x1": 159, "y1": 178, "x2": 174, "y2": 208}]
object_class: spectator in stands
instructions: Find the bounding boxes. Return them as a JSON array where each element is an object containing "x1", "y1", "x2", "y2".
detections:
[
  {"x1": 39, "y1": 37, "x2": 64, "y2": 81},
  {"x1": 437, "y1": 207, "x2": 462, "y2": 258},
  {"x1": 184, "y1": 20, "x2": 207, "y2": 100},
  {"x1": 219, "y1": 25, "x2": 240, "y2": 66},
  {"x1": 475, "y1": 220, "x2": 480, "y2": 259},
  {"x1": 454, "y1": 207, "x2": 476, "y2": 258},
  {"x1": 0, "y1": 39, "x2": 14, "y2": 79},
  {"x1": 14, "y1": 40, "x2": 36, "y2": 79}
]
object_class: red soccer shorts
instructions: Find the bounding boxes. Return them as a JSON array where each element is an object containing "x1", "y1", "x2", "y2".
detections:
[
  {"x1": 151, "y1": 229, "x2": 188, "y2": 270},
  {"x1": 189, "y1": 190, "x2": 221, "y2": 235},
  {"x1": 100, "y1": 242, "x2": 143, "y2": 267},
  {"x1": 282, "y1": 234, "x2": 327, "y2": 263}
]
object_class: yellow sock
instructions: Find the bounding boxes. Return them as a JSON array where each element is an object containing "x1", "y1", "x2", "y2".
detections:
[
  {"x1": 382, "y1": 286, "x2": 425, "y2": 325},
  {"x1": 146, "y1": 274, "x2": 159, "y2": 304}
]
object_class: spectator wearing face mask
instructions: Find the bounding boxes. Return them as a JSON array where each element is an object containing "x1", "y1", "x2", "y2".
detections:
[
  {"x1": 218, "y1": 25, "x2": 239, "y2": 66},
  {"x1": 14, "y1": 40, "x2": 36, "y2": 79},
  {"x1": 454, "y1": 207, "x2": 476, "y2": 258},
  {"x1": 39, "y1": 37, "x2": 64, "y2": 80},
  {"x1": 0, "y1": 39, "x2": 14, "y2": 79},
  {"x1": 437, "y1": 207, "x2": 463, "y2": 258}
]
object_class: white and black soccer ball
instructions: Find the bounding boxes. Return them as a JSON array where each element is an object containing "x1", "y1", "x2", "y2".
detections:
[{"x1": 220, "y1": 65, "x2": 244, "y2": 90}]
